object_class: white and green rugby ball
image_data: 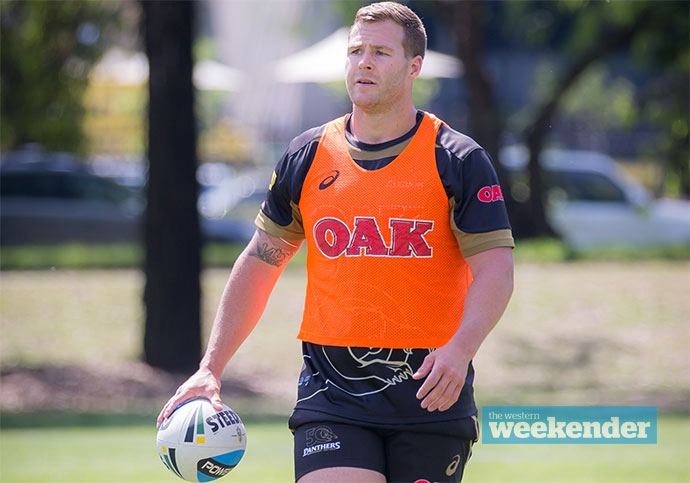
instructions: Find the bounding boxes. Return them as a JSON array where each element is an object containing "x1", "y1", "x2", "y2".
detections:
[{"x1": 157, "y1": 398, "x2": 247, "y2": 482}]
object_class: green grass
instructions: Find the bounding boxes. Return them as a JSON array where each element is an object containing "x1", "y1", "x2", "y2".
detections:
[
  {"x1": 512, "y1": 238, "x2": 690, "y2": 263},
  {"x1": 0, "y1": 242, "x2": 253, "y2": 271},
  {"x1": 1, "y1": 262, "x2": 688, "y2": 407},
  {"x1": 0, "y1": 241, "x2": 310, "y2": 271},
  {"x1": 1, "y1": 238, "x2": 686, "y2": 270},
  {"x1": 0, "y1": 243, "x2": 145, "y2": 270},
  {"x1": 0, "y1": 415, "x2": 687, "y2": 482},
  {"x1": 0, "y1": 420, "x2": 294, "y2": 483},
  {"x1": 566, "y1": 242, "x2": 690, "y2": 262}
]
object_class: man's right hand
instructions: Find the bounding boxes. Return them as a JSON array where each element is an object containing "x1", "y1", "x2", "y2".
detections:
[
  {"x1": 155, "y1": 230, "x2": 299, "y2": 428},
  {"x1": 156, "y1": 367, "x2": 223, "y2": 427}
]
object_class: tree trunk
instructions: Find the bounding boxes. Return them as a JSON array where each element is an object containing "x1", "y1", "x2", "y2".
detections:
[
  {"x1": 434, "y1": 1, "x2": 531, "y2": 235},
  {"x1": 521, "y1": 5, "x2": 650, "y2": 237},
  {"x1": 142, "y1": 0, "x2": 201, "y2": 371}
]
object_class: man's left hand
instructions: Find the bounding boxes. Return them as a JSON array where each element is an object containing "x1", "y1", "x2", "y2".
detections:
[{"x1": 412, "y1": 343, "x2": 470, "y2": 412}]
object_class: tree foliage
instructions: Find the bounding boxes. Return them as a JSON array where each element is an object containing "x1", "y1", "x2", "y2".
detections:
[
  {"x1": 629, "y1": 2, "x2": 689, "y2": 196},
  {"x1": 0, "y1": 0, "x2": 121, "y2": 153},
  {"x1": 434, "y1": 0, "x2": 689, "y2": 236},
  {"x1": 508, "y1": 0, "x2": 688, "y2": 196}
]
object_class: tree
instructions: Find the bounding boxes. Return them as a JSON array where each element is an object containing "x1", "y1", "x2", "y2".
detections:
[
  {"x1": 520, "y1": 2, "x2": 653, "y2": 236},
  {"x1": 434, "y1": 0, "x2": 688, "y2": 236},
  {"x1": 142, "y1": 0, "x2": 202, "y2": 372},
  {"x1": 627, "y1": 2, "x2": 689, "y2": 197},
  {"x1": 430, "y1": 1, "x2": 526, "y2": 232},
  {"x1": 0, "y1": 0, "x2": 119, "y2": 153}
]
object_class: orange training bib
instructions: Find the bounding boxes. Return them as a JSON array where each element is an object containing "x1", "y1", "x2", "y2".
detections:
[{"x1": 298, "y1": 112, "x2": 472, "y2": 348}]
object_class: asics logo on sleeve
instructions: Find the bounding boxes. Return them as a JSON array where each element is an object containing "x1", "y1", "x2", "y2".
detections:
[{"x1": 318, "y1": 170, "x2": 340, "y2": 190}]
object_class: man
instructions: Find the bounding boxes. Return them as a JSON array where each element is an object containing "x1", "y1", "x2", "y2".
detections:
[{"x1": 158, "y1": 2, "x2": 514, "y2": 481}]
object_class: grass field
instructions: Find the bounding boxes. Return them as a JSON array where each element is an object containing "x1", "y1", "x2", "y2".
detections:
[
  {"x1": 0, "y1": 420, "x2": 293, "y2": 483},
  {"x1": 2, "y1": 260, "x2": 688, "y2": 408},
  {"x1": 1, "y1": 239, "x2": 688, "y2": 270},
  {"x1": 0, "y1": 415, "x2": 688, "y2": 482},
  {"x1": 1, "y1": 255, "x2": 689, "y2": 482}
]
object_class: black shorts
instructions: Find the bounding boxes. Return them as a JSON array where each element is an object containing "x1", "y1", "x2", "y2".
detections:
[{"x1": 293, "y1": 419, "x2": 477, "y2": 482}]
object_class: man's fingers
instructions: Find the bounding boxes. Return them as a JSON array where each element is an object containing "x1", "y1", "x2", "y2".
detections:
[
  {"x1": 416, "y1": 364, "x2": 442, "y2": 400},
  {"x1": 426, "y1": 380, "x2": 460, "y2": 412},
  {"x1": 157, "y1": 400, "x2": 175, "y2": 427},
  {"x1": 438, "y1": 385, "x2": 463, "y2": 412},
  {"x1": 417, "y1": 360, "x2": 467, "y2": 412},
  {"x1": 414, "y1": 352, "x2": 440, "y2": 400},
  {"x1": 157, "y1": 392, "x2": 189, "y2": 427},
  {"x1": 157, "y1": 395, "x2": 184, "y2": 427},
  {"x1": 210, "y1": 394, "x2": 224, "y2": 411},
  {"x1": 412, "y1": 353, "x2": 434, "y2": 380},
  {"x1": 157, "y1": 389, "x2": 223, "y2": 427},
  {"x1": 156, "y1": 369, "x2": 223, "y2": 427},
  {"x1": 420, "y1": 375, "x2": 451, "y2": 411}
]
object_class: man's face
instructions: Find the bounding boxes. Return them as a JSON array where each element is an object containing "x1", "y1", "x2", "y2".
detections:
[{"x1": 345, "y1": 19, "x2": 420, "y2": 113}]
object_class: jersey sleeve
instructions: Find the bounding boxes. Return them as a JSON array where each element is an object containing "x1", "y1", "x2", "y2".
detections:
[
  {"x1": 435, "y1": 125, "x2": 514, "y2": 257},
  {"x1": 254, "y1": 126, "x2": 323, "y2": 240},
  {"x1": 451, "y1": 148, "x2": 514, "y2": 256}
]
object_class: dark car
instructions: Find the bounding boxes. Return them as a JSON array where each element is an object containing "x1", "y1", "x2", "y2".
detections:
[
  {"x1": 1, "y1": 147, "x2": 254, "y2": 245},
  {"x1": 1, "y1": 148, "x2": 144, "y2": 245}
]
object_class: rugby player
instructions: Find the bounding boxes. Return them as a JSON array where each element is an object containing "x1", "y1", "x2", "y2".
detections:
[{"x1": 158, "y1": 2, "x2": 514, "y2": 481}]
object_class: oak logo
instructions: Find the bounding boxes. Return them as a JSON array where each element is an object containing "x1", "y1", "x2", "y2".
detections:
[
  {"x1": 477, "y1": 184, "x2": 504, "y2": 203},
  {"x1": 313, "y1": 217, "x2": 434, "y2": 259}
]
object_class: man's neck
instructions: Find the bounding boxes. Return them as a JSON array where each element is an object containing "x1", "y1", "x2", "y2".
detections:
[{"x1": 349, "y1": 103, "x2": 418, "y2": 145}]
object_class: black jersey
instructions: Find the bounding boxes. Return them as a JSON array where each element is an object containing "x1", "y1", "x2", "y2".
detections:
[{"x1": 288, "y1": 343, "x2": 478, "y2": 432}]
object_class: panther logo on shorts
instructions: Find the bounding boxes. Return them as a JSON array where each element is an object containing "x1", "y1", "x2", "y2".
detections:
[{"x1": 321, "y1": 346, "x2": 434, "y2": 397}]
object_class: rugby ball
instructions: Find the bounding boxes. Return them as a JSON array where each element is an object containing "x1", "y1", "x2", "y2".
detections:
[{"x1": 157, "y1": 398, "x2": 247, "y2": 482}]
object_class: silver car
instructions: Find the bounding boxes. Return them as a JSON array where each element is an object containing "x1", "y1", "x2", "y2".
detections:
[{"x1": 500, "y1": 146, "x2": 690, "y2": 249}]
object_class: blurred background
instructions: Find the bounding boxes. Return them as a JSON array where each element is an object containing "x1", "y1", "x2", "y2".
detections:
[{"x1": 0, "y1": 1, "x2": 688, "y2": 482}]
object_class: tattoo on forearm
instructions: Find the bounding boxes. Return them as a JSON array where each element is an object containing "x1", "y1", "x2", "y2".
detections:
[{"x1": 251, "y1": 242, "x2": 289, "y2": 266}]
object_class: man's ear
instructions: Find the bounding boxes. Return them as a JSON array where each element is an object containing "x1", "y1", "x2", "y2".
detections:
[{"x1": 409, "y1": 55, "x2": 423, "y2": 80}]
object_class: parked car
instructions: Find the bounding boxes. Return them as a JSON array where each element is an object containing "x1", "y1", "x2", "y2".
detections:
[
  {"x1": 0, "y1": 148, "x2": 255, "y2": 245},
  {"x1": 500, "y1": 145, "x2": 690, "y2": 249}
]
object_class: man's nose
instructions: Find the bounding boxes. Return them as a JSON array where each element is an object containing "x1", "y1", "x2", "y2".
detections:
[{"x1": 358, "y1": 50, "x2": 374, "y2": 70}]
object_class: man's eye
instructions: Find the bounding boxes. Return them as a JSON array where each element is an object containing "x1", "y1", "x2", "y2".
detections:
[{"x1": 350, "y1": 48, "x2": 361, "y2": 55}]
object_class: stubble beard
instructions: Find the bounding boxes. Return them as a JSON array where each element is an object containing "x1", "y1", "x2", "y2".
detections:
[{"x1": 348, "y1": 83, "x2": 403, "y2": 116}]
